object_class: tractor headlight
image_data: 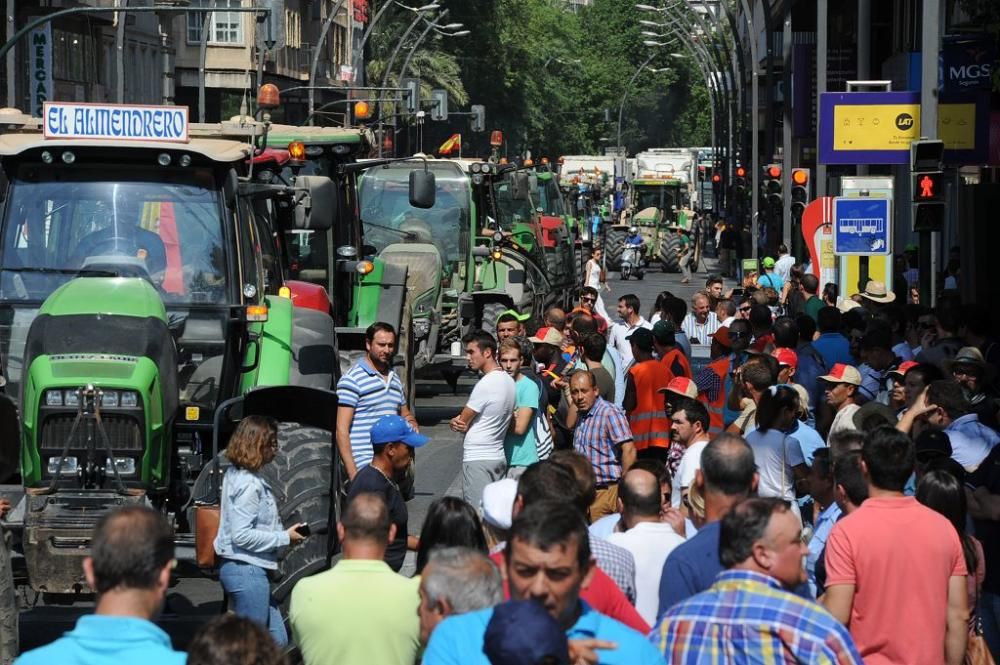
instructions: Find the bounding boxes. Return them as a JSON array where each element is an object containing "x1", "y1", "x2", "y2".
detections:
[
  {"x1": 105, "y1": 457, "x2": 136, "y2": 476},
  {"x1": 64, "y1": 390, "x2": 80, "y2": 407},
  {"x1": 413, "y1": 317, "x2": 431, "y2": 339},
  {"x1": 47, "y1": 456, "x2": 78, "y2": 475},
  {"x1": 100, "y1": 391, "x2": 119, "y2": 408},
  {"x1": 45, "y1": 390, "x2": 63, "y2": 407},
  {"x1": 120, "y1": 392, "x2": 139, "y2": 408}
]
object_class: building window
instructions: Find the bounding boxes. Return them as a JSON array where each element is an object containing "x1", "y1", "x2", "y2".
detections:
[
  {"x1": 52, "y1": 29, "x2": 99, "y2": 84},
  {"x1": 186, "y1": 0, "x2": 245, "y2": 45},
  {"x1": 285, "y1": 9, "x2": 301, "y2": 49}
]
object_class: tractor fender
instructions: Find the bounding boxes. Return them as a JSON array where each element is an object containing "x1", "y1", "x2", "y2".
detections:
[
  {"x1": 285, "y1": 280, "x2": 331, "y2": 315},
  {"x1": 251, "y1": 295, "x2": 294, "y2": 388}
]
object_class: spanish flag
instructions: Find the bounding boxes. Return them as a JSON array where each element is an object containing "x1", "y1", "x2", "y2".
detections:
[{"x1": 438, "y1": 133, "x2": 461, "y2": 155}]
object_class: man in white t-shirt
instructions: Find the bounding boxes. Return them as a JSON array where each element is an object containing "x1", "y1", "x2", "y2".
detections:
[
  {"x1": 450, "y1": 331, "x2": 516, "y2": 508},
  {"x1": 607, "y1": 293, "x2": 652, "y2": 368},
  {"x1": 669, "y1": 401, "x2": 712, "y2": 510},
  {"x1": 821, "y1": 363, "x2": 862, "y2": 445},
  {"x1": 608, "y1": 467, "x2": 686, "y2": 625}
]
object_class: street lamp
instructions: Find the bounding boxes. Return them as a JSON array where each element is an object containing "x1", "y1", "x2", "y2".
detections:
[
  {"x1": 377, "y1": 4, "x2": 441, "y2": 155},
  {"x1": 616, "y1": 51, "x2": 662, "y2": 157},
  {"x1": 398, "y1": 13, "x2": 468, "y2": 84}
]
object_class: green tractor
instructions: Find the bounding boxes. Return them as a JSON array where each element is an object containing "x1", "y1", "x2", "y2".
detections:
[
  {"x1": 606, "y1": 176, "x2": 687, "y2": 273},
  {"x1": 0, "y1": 103, "x2": 423, "y2": 607},
  {"x1": 467, "y1": 162, "x2": 577, "y2": 325}
]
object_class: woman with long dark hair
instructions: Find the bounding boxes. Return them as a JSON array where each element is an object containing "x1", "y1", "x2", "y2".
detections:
[
  {"x1": 916, "y1": 469, "x2": 984, "y2": 628},
  {"x1": 745, "y1": 385, "x2": 809, "y2": 517},
  {"x1": 415, "y1": 496, "x2": 488, "y2": 575}
]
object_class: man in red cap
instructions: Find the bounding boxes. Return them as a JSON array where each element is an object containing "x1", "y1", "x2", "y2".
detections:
[
  {"x1": 772, "y1": 348, "x2": 798, "y2": 385},
  {"x1": 658, "y1": 377, "x2": 701, "y2": 478},
  {"x1": 821, "y1": 363, "x2": 863, "y2": 444}
]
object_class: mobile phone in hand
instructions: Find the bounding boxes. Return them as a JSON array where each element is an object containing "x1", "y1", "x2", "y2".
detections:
[{"x1": 296, "y1": 523, "x2": 311, "y2": 538}]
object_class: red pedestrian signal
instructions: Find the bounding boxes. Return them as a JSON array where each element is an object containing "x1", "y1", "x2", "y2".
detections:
[
  {"x1": 735, "y1": 166, "x2": 746, "y2": 178},
  {"x1": 712, "y1": 173, "x2": 721, "y2": 183},
  {"x1": 911, "y1": 171, "x2": 944, "y2": 203}
]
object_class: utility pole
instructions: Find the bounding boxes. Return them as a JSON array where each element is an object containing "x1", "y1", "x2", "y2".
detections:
[
  {"x1": 816, "y1": 0, "x2": 827, "y2": 197},
  {"x1": 920, "y1": 0, "x2": 942, "y2": 307},
  {"x1": 781, "y1": 6, "x2": 792, "y2": 250},
  {"x1": 5, "y1": 0, "x2": 13, "y2": 107},
  {"x1": 739, "y1": 0, "x2": 760, "y2": 262}
]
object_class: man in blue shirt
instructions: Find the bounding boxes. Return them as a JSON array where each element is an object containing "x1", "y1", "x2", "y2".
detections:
[
  {"x1": 657, "y1": 433, "x2": 757, "y2": 618},
  {"x1": 423, "y1": 500, "x2": 663, "y2": 665},
  {"x1": 804, "y1": 449, "x2": 842, "y2": 597},
  {"x1": 16, "y1": 506, "x2": 185, "y2": 665},
  {"x1": 812, "y1": 306, "x2": 855, "y2": 369}
]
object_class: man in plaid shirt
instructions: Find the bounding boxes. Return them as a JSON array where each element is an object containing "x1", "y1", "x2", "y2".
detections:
[
  {"x1": 567, "y1": 370, "x2": 636, "y2": 522},
  {"x1": 651, "y1": 497, "x2": 862, "y2": 664}
]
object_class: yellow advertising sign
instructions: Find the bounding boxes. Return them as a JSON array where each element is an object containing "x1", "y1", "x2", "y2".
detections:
[
  {"x1": 832, "y1": 104, "x2": 921, "y2": 151},
  {"x1": 938, "y1": 103, "x2": 977, "y2": 150}
]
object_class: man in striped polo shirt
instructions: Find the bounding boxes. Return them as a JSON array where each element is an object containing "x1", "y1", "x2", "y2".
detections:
[{"x1": 336, "y1": 322, "x2": 417, "y2": 480}]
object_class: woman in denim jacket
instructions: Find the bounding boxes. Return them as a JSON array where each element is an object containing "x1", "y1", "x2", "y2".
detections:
[{"x1": 214, "y1": 416, "x2": 305, "y2": 646}]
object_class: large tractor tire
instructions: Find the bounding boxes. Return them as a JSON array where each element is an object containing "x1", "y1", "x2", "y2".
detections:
[
  {"x1": 480, "y1": 300, "x2": 509, "y2": 337},
  {"x1": 604, "y1": 228, "x2": 628, "y2": 271},
  {"x1": 659, "y1": 234, "x2": 681, "y2": 273},
  {"x1": 262, "y1": 422, "x2": 338, "y2": 609},
  {"x1": 0, "y1": 532, "x2": 17, "y2": 665}
]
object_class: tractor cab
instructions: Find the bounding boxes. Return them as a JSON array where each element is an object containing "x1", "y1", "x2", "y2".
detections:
[{"x1": 0, "y1": 102, "x2": 338, "y2": 593}]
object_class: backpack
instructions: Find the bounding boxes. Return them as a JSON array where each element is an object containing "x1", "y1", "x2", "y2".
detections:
[{"x1": 525, "y1": 371, "x2": 554, "y2": 459}]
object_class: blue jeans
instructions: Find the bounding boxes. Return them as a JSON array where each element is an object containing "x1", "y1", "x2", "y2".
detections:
[
  {"x1": 219, "y1": 559, "x2": 287, "y2": 647},
  {"x1": 981, "y1": 590, "x2": 1000, "y2": 661}
]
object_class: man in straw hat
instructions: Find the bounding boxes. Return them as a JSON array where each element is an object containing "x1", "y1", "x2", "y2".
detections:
[{"x1": 857, "y1": 279, "x2": 896, "y2": 313}]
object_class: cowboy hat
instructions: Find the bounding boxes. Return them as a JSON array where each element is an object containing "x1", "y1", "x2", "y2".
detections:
[
  {"x1": 858, "y1": 280, "x2": 896, "y2": 304},
  {"x1": 944, "y1": 346, "x2": 996, "y2": 381}
]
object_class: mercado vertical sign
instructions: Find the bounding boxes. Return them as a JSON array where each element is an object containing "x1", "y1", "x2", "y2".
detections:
[{"x1": 29, "y1": 23, "x2": 53, "y2": 118}]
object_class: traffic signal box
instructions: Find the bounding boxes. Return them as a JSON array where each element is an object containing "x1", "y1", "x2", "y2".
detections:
[
  {"x1": 790, "y1": 168, "x2": 811, "y2": 219},
  {"x1": 765, "y1": 165, "x2": 783, "y2": 208},
  {"x1": 910, "y1": 139, "x2": 945, "y2": 233}
]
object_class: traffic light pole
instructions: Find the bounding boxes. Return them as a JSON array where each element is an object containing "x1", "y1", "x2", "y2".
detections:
[{"x1": 920, "y1": 0, "x2": 942, "y2": 307}]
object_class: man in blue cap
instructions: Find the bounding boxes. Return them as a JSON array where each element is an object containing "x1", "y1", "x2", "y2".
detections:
[{"x1": 346, "y1": 415, "x2": 429, "y2": 572}]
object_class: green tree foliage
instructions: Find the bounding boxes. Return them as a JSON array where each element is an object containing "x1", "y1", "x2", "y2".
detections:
[{"x1": 422, "y1": 0, "x2": 710, "y2": 158}]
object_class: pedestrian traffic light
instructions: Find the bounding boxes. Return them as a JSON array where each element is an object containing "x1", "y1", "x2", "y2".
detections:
[
  {"x1": 790, "y1": 168, "x2": 810, "y2": 218},
  {"x1": 765, "y1": 165, "x2": 782, "y2": 208},
  {"x1": 711, "y1": 173, "x2": 721, "y2": 184},
  {"x1": 912, "y1": 171, "x2": 944, "y2": 202},
  {"x1": 911, "y1": 170, "x2": 945, "y2": 232},
  {"x1": 470, "y1": 104, "x2": 486, "y2": 132}
]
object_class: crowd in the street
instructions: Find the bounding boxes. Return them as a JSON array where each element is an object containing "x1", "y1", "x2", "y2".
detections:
[{"x1": 15, "y1": 250, "x2": 1000, "y2": 665}]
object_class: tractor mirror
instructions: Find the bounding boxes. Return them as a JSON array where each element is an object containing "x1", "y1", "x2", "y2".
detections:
[
  {"x1": 409, "y1": 169, "x2": 436, "y2": 209},
  {"x1": 293, "y1": 175, "x2": 335, "y2": 231},
  {"x1": 223, "y1": 168, "x2": 239, "y2": 208},
  {"x1": 511, "y1": 172, "x2": 530, "y2": 201}
]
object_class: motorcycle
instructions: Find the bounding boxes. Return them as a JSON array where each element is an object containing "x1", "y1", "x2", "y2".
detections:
[{"x1": 621, "y1": 240, "x2": 645, "y2": 280}]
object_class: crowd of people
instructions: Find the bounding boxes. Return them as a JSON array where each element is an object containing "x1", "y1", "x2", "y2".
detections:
[{"x1": 14, "y1": 253, "x2": 1000, "y2": 665}]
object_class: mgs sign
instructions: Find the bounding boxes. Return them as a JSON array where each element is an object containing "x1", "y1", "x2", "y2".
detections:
[
  {"x1": 29, "y1": 23, "x2": 53, "y2": 118},
  {"x1": 942, "y1": 39, "x2": 996, "y2": 91}
]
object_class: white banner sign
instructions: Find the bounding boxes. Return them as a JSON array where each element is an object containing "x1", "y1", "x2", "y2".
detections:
[
  {"x1": 43, "y1": 103, "x2": 190, "y2": 142},
  {"x1": 29, "y1": 23, "x2": 52, "y2": 118}
]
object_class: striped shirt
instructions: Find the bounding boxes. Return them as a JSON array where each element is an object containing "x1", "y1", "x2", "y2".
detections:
[
  {"x1": 573, "y1": 397, "x2": 633, "y2": 485},
  {"x1": 651, "y1": 569, "x2": 862, "y2": 665},
  {"x1": 336, "y1": 357, "x2": 404, "y2": 468},
  {"x1": 680, "y1": 312, "x2": 721, "y2": 346}
]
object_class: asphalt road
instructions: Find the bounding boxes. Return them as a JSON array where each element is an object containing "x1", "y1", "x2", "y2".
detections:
[{"x1": 16, "y1": 254, "x2": 717, "y2": 654}]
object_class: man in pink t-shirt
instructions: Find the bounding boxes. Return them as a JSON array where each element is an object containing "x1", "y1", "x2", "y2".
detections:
[{"x1": 823, "y1": 427, "x2": 968, "y2": 665}]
